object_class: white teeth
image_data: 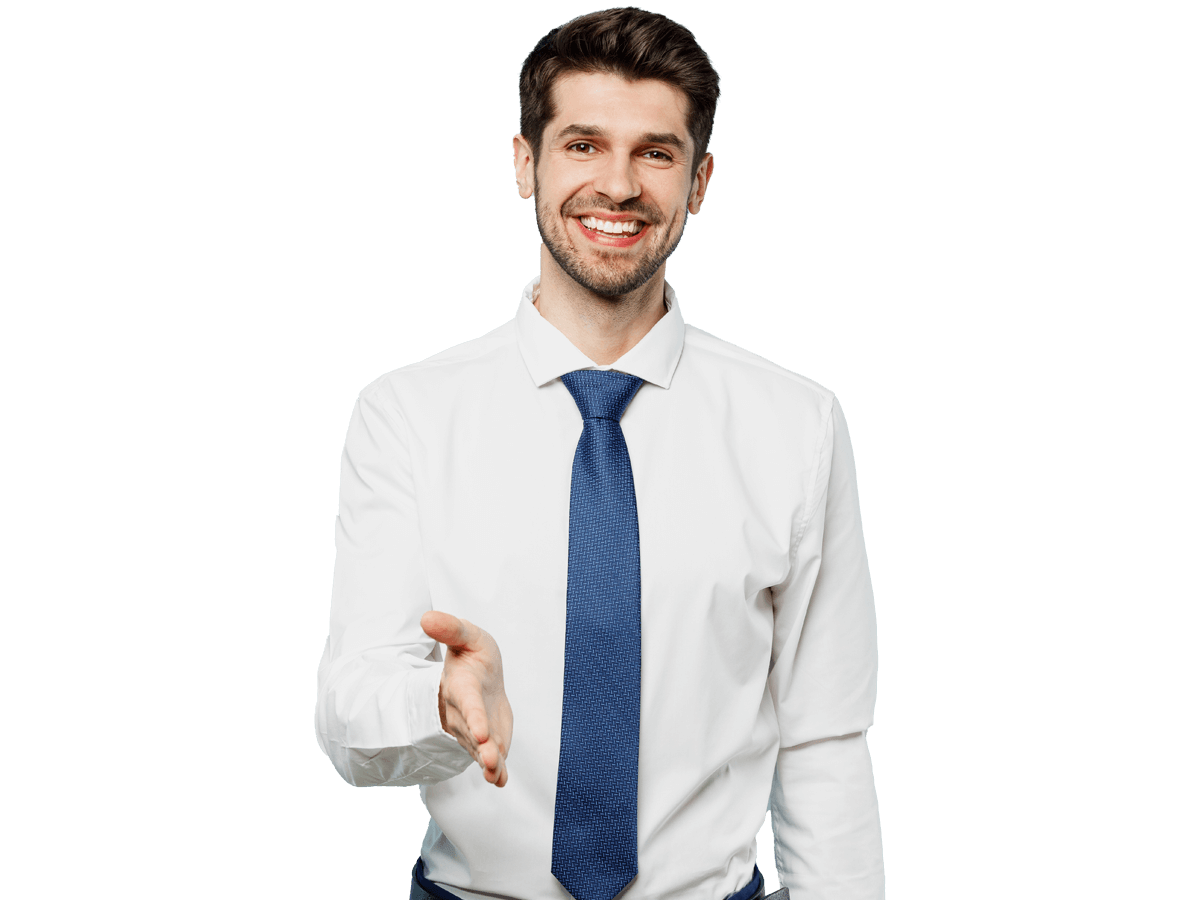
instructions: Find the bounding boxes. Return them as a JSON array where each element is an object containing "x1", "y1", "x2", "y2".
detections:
[{"x1": 580, "y1": 216, "x2": 643, "y2": 235}]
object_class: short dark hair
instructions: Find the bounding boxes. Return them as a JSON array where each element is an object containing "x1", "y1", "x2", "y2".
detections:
[{"x1": 519, "y1": 8, "x2": 720, "y2": 175}]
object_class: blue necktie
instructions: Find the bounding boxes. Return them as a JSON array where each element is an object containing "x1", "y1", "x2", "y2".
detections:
[{"x1": 552, "y1": 369, "x2": 644, "y2": 900}]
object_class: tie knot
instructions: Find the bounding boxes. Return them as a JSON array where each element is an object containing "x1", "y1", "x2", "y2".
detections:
[{"x1": 561, "y1": 370, "x2": 644, "y2": 421}]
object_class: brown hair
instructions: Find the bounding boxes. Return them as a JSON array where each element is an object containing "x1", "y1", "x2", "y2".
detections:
[{"x1": 519, "y1": 8, "x2": 720, "y2": 175}]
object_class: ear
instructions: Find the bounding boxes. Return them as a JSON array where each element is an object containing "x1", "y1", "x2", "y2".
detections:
[
  {"x1": 688, "y1": 153, "x2": 714, "y2": 214},
  {"x1": 513, "y1": 134, "x2": 535, "y2": 200}
]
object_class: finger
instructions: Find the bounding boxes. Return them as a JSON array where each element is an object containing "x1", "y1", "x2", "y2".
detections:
[
  {"x1": 480, "y1": 745, "x2": 502, "y2": 783},
  {"x1": 453, "y1": 617, "x2": 481, "y2": 649},
  {"x1": 495, "y1": 759, "x2": 508, "y2": 788},
  {"x1": 446, "y1": 681, "x2": 490, "y2": 746},
  {"x1": 464, "y1": 703, "x2": 491, "y2": 747},
  {"x1": 443, "y1": 705, "x2": 479, "y2": 757},
  {"x1": 421, "y1": 610, "x2": 470, "y2": 648},
  {"x1": 423, "y1": 611, "x2": 482, "y2": 651}
]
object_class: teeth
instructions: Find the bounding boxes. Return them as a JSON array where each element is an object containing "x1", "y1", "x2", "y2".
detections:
[{"x1": 581, "y1": 216, "x2": 643, "y2": 235}]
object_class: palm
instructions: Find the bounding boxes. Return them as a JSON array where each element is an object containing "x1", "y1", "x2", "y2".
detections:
[{"x1": 421, "y1": 611, "x2": 513, "y2": 787}]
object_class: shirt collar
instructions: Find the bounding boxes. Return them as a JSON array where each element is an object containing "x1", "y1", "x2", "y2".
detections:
[{"x1": 514, "y1": 277, "x2": 686, "y2": 389}]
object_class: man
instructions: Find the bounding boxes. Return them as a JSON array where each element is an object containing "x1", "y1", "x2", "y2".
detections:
[{"x1": 316, "y1": 9, "x2": 884, "y2": 900}]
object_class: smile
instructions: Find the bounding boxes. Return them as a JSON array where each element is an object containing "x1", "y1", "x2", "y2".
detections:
[
  {"x1": 576, "y1": 214, "x2": 643, "y2": 234},
  {"x1": 571, "y1": 217, "x2": 648, "y2": 247}
]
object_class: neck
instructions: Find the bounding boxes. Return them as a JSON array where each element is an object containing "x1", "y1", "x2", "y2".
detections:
[{"x1": 533, "y1": 244, "x2": 668, "y2": 365}]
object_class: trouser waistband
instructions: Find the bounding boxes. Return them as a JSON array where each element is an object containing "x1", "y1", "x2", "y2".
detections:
[{"x1": 409, "y1": 858, "x2": 789, "y2": 900}]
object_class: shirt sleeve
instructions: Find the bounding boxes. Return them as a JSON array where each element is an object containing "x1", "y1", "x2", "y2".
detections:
[
  {"x1": 767, "y1": 396, "x2": 885, "y2": 898},
  {"x1": 315, "y1": 390, "x2": 474, "y2": 786}
]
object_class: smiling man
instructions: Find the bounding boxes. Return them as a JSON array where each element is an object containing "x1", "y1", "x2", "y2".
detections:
[
  {"x1": 514, "y1": 68, "x2": 712, "y2": 390},
  {"x1": 316, "y1": 9, "x2": 884, "y2": 900},
  {"x1": 523, "y1": 72, "x2": 703, "y2": 302}
]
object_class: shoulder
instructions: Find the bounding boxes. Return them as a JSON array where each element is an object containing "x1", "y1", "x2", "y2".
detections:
[
  {"x1": 681, "y1": 323, "x2": 836, "y2": 413},
  {"x1": 357, "y1": 319, "x2": 520, "y2": 410}
]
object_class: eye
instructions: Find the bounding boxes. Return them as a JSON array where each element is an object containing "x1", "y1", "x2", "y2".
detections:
[
  {"x1": 567, "y1": 142, "x2": 596, "y2": 154},
  {"x1": 643, "y1": 149, "x2": 674, "y2": 163}
]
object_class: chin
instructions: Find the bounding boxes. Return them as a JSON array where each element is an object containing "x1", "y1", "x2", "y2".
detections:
[{"x1": 539, "y1": 223, "x2": 685, "y2": 301}]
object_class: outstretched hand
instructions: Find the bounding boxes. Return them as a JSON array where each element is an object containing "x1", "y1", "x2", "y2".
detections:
[{"x1": 421, "y1": 611, "x2": 514, "y2": 787}]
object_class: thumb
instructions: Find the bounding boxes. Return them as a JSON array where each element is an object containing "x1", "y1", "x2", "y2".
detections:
[{"x1": 421, "y1": 610, "x2": 474, "y2": 649}]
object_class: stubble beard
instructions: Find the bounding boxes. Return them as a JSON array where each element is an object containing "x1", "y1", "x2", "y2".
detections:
[{"x1": 534, "y1": 173, "x2": 687, "y2": 300}]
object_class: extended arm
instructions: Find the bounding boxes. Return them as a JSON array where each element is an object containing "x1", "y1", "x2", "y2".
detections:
[{"x1": 315, "y1": 389, "x2": 473, "y2": 786}]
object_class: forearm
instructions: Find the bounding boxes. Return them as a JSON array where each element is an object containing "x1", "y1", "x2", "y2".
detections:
[
  {"x1": 316, "y1": 644, "x2": 471, "y2": 786},
  {"x1": 316, "y1": 389, "x2": 472, "y2": 786},
  {"x1": 770, "y1": 732, "x2": 884, "y2": 899}
]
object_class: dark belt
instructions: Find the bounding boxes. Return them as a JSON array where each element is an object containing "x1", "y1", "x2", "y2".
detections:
[{"x1": 410, "y1": 858, "x2": 789, "y2": 900}]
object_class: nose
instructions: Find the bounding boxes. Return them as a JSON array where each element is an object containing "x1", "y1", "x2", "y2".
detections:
[{"x1": 592, "y1": 152, "x2": 640, "y2": 204}]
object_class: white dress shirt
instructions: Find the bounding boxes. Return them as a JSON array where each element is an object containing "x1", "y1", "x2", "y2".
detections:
[{"x1": 316, "y1": 280, "x2": 884, "y2": 900}]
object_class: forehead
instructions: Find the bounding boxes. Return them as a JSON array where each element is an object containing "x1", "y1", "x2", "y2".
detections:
[{"x1": 545, "y1": 71, "x2": 691, "y2": 144}]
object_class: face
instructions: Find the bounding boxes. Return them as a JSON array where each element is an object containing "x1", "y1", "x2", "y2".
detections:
[{"x1": 514, "y1": 71, "x2": 713, "y2": 298}]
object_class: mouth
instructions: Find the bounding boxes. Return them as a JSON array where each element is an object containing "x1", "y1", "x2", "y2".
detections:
[{"x1": 573, "y1": 215, "x2": 648, "y2": 247}]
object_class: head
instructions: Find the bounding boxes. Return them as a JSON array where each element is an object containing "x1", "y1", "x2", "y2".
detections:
[
  {"x1": 515, "y1": 9, "x2": 720, "y2": 299},
  {"x1": 519, "y1": 8, "x2": 720, "y2": 178}
]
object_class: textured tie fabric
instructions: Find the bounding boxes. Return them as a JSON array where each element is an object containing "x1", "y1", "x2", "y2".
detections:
[{"x1": 552, "y1": 369, "x2": 645, "y2": 900}]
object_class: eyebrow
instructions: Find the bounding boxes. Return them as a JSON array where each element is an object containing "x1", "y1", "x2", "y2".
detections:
[{"x1": 554, "y1": 124, "x2": 688, "y2": 156}]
